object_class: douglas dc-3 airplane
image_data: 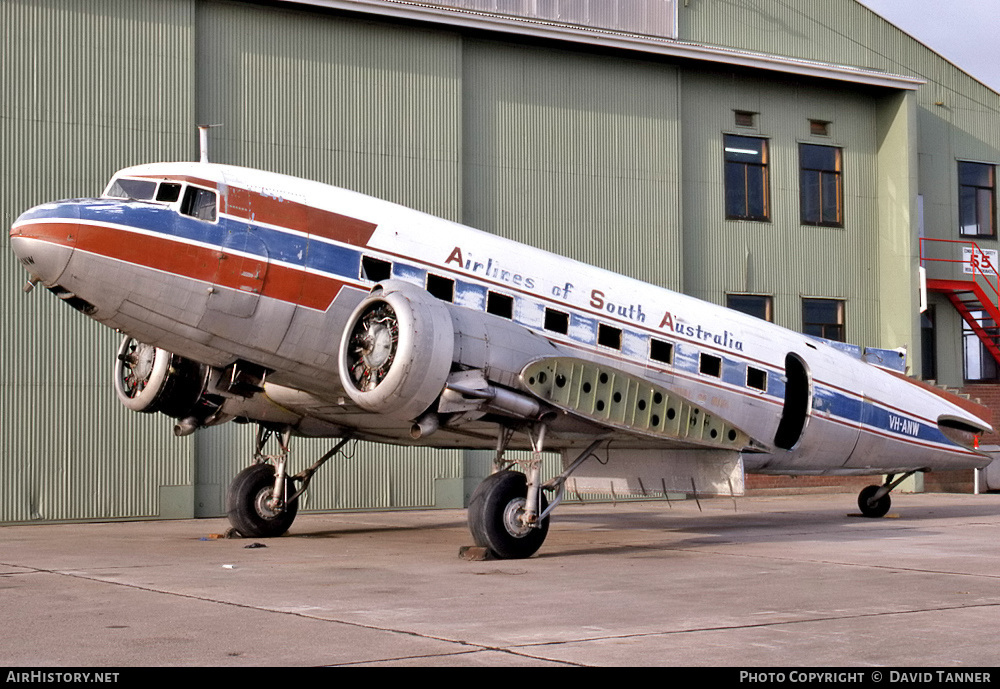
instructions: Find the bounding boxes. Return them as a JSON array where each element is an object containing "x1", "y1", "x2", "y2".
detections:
[{"x1": 9, "y1": 161, "x2": 995, "y2": 558}]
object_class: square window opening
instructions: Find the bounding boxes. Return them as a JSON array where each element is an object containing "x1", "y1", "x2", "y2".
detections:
[
  {"x1": 699, "y1": 353, "x2": 722, "y2": 378},
  {"x1": 426, "y1": 274, "x2": 454, "y2": 302},
  {"x1": 486, "y1": 291, "x2": 514, "y2": 319},
  {"x1": 650, "y1": 338, "x2": 673, "y2": 364},
  {"x1": 597, "y1": 323, "x2": 622, "y2": 350},
  {"x1": 544, "y1": 308, "x2": 569, "y2": 334},
  {"x1": 361, "y1": 256, "x2": 392, "y2": 283}
]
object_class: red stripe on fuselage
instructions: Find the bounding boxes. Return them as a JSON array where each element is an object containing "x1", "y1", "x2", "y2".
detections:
[
  {"x1": 20, "y1": 220, "x2": 350, "y2": 311},
  {"x1": 132, "y1": 174, "x2": 378, "y2": 247}
]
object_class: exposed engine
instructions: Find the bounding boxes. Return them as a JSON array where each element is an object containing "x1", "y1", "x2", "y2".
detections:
[
  {"x1": 338, "y1": 281, "x2": 455, "y2": 420},
  {"x1": 113, "y1": 337, "x2": 228, "y2": 436},
  {"x1": 338, "y1": 280, "x2": 560, "y2": 432}
]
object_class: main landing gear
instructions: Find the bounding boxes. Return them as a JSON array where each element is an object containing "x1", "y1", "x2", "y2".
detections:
[
  {"x1": 467, "y1": 424, "x2": 606, "y2": 559},
  {"x1": 857, "y1": 471, "x2": 918, "y2": 518},
  {"x1": 226, "y1": 426, "x2": 353, "y2": 537}
]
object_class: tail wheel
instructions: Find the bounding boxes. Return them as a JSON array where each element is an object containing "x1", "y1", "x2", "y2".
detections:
[
  {"x1": 858, "y1": 484, "x2": 892, "y2": 518},
  {"x1": 468, "y1": 470, "x2": 549, "y2": 559},
  {"x1": 226, "y1": 463, "x2": 299, "y2": 537}
]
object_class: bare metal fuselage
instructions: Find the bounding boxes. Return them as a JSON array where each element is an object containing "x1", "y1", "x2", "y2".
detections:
[{"x1": 10, "y1": 162, "x2": 992, "y2": 481}]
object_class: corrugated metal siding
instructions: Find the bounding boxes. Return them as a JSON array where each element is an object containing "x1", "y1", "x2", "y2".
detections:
[
  {"x1": 423, "y1": 0, "x2": 677, "y2": 37},
  {"x1": 462, "y1": 38, "x2": 683, "y2": 290},
  {"x1": 195, "y1": 0, "x2": 463, "y2": 220},
  {"x1": 679, "y1": 68, "x2": 882, "y2": 344},
  {"x1": 190, "y1": 0, "x2": 467, "y2": 513},
  {"x1": 679, "y1": 0, "x2": 1000, "y2": 377},
  {"x1": 5, "y1": 0, "x2": 1000, "y2": 523},
  {"x1": 193, "y1": 425, "x2": 464, "y2": 515},
  {"x1": 1, "y1": 0, "x2": 196, "y2": 522}
]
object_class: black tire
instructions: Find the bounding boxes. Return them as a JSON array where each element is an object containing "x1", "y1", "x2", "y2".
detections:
[
  {"x1": 226, "y1": 463, "x2": 299, "y2": 537},
  {"x1": 468, "y1": 470, "x2": 549, "y2": 559},
  {"x1": 858, "y1": 484, "x2": 891, "y2": 518}
]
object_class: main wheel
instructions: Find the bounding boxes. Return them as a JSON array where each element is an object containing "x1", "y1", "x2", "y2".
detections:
[
  {"x1": 226, "y1": 463, "x2": 299, "y2": 537},
  {"x1": 858, "y1": 484, "x2": 891, "y2": 518},
  {"x1": 468, "y1": 470, "x2": 549, "y2": 559}
]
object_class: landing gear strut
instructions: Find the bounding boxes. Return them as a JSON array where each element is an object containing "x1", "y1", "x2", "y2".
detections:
[
  {"x1": 467, "y1": 424, "x2": 606, "y2": 559},
  {"x1": 226, "y1": 426, "x2": 353, "y2": 537},
  {"x1": 857, "y1": 471, "x2": 918, "y2": 518}
]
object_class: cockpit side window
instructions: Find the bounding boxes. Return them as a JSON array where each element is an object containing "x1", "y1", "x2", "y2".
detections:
[
  {"x1": 180, "y1": 186, "x2": 218, "y2": 222},
  {"x1": 105, "y1": 178, "x2": 157, "y2": 200},
  {"x1": 156, "y1": 183, "x2": 182, "y2": 203}
]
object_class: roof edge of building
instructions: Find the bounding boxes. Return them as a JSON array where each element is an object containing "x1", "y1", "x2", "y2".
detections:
[{"x1": 278, "y1": 0, "x2": 925, "y2": 90}]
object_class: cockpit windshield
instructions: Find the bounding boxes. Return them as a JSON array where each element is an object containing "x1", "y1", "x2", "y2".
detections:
[
  {"x1": 103, "y1": 176, "x2": 217, "y2": 222},
  {"x1": 105, "y1": 177, "x2": 157, "y2": 200}
]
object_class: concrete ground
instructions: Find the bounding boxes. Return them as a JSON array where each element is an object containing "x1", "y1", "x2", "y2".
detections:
[{"x1": 2, "y1": 491, "x2": 999, "y2": 667}]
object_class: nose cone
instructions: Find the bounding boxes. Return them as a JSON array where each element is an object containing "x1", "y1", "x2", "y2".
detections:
[{"x1": 9, "y1": 201, "x2": 80, "y2": 286}]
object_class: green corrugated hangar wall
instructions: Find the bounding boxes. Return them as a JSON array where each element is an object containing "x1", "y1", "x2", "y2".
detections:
[
  {"x1": 1, "y1": 0, "x2": 686, "y2": 522},
  {"x1": 1, "y1": 0, "x2": 991, "y2": 522}
]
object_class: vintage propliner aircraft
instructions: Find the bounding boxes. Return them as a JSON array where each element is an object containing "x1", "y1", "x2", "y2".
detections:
[{"x1": 9, "y1": 160, "x2": 994, "y2": 558}]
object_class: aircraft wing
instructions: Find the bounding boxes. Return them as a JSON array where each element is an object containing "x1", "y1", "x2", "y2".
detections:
[{"x1": 517, "y1": 356, "x2": 761, "y2": 453}]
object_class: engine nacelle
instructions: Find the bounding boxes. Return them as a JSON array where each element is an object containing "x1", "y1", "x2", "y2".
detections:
[
  {"x1": 339, "y1": 281, "x2": 455, "y2": 420},
  {"x1": 113, "y1": 336, "x2": 220, "y2": 432}
]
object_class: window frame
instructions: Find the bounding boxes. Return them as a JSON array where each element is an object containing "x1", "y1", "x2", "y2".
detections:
[
  {"x1": 958, "y1": 160, "x2": 996, "y2": 238},
  {"x1": 802, "y1": 297, "x2": 845, "y2": 342},
  {"x1": 799, "y1": 143, "x2": 843, "y2": 227},
  {"x1": 724, "y1": 134, "x2": 770, "y2": 222},
  {"x1": 726, "y1": 293, "x2": 773, "y2": 322}
]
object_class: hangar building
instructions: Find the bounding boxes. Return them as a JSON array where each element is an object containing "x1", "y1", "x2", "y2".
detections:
[{"x1": 2, "y1": 0, "x2": 999, "y2": 523}]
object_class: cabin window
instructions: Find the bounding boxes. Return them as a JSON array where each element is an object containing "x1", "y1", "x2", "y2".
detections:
[
  {"x1": 747, "y1": 367, "x2": 767, "y2": 391},
  {"x1": 802, "y1": 298, "x2": 844, "y2": 342},
  {"x1": 486, "y1": 291, "x2": 514, "y2": 319},
  {"x1": 106, "y1": 178, "x2": 157, "y2": 201},
  {"x1": 544, "y1": 308, "x2": 569, "y2": 334},
  {"x1": 958, "y1": 161, "x2": 996, "y2": 238},
  {"x1": 597, "y1": 323, "x2": 622, "y2": 350},
  {"x1": 724, "y1": 134, "x2": 769, "y2": 222},
  {"x1": 361, "y1": 256, "x2": 392, "y2": 282},
  {"x1": 426, "y1": 274, "x2": 454, "y2": 302},
  {"x1": 180, "y1": 186, "x2": 218, "y2": 222},
  {"x1": 649, "y1": 338, "x2": 673, "y2": 365},
  {"x1": 727, "y1": 294, "x2": 773, "y2": 322},
  {"x1": 699, "y1": 353, "x2": 722, "y2": 378},
  {"x1": 800, "y1": 144, "x2": 843, "y2": 227}
]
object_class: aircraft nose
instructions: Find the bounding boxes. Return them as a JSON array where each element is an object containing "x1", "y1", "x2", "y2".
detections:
[{"x1": 9, "y1": 202, "x2": 78, "y2": 287}]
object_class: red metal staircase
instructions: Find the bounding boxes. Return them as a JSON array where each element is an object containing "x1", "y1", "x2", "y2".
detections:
[{"x1": 921, "y1": 238, "x2": 1000, "y2": 366}]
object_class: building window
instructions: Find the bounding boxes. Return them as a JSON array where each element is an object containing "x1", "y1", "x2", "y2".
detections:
[
  {"x1": 734, "y1": 110, "x2": 756, "y2": 128},
  {"x1": 809, "y1": 119, "x2": 830, "y2": 136},
  {"x1": 802, "y1": 298, "x2": 844, "y2": 342},
  {"x1": 800, "y1": 144, "x2": 843, "y2": 227},
  {"x1": 921, "y1": 306, "x2": 937, "y2": 382},
  {"x1": 727, "y1": 294, "x2": 773, "y2": 322},
  {"x1": 958, "y1": 161, "x2": 996, "y2": 237},
  {"x1": 724, "y1": 135, "x2": 769, "y2": 221},
  {"x1": 962, "y1": 309, "x2": 999, "y2": 381}
]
